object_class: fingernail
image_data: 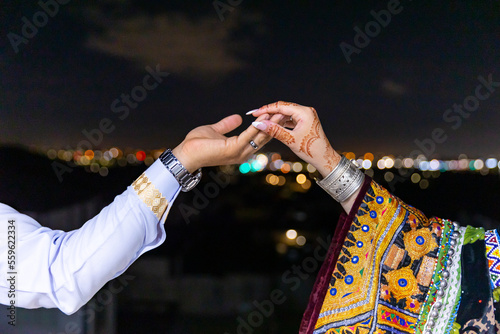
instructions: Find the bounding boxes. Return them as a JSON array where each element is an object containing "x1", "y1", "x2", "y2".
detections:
[
  {"x1": 252, "y1": 121, "x2": 267, "y2": 131},
  {"x1": 246, "y1": 109, "x2": 259, "y2": 115}
]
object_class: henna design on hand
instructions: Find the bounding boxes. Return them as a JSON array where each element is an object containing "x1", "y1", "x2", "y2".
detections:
[
  {"x1": 264, "y1": 101, "x2": 299, "y2": 109},
  {"x1": 323, "y1": 142, "x2": 341, "y2": 171},
  {"x1": 299, "y1": 109, "x2": 321, "y2": 158},
  {"x1": 268, "y1": 123, "x2": 295, "y2": 145},
  {"x1": 277, "y1": 101, "x2": 298, "y2": 107}
]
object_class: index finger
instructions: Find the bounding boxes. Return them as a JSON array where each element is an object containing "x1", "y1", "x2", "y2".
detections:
[
  {"x1": 236, "y1": 113, "x2": 270, "y2": 144},
  {"x1": 246, "y1": 101, "x2": 303, "y2": 118}
]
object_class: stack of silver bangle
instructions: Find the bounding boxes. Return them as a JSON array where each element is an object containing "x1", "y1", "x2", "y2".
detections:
[{"x1": 316, "y1": 156, "x2": 365, "y2": 203}]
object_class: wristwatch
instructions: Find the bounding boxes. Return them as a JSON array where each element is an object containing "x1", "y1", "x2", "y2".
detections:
[{"x1": 159, "y1": 149, "x2": 202, "y2": 192}]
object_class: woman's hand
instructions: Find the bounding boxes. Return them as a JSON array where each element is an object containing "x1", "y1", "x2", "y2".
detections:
[
  {"x1": 172, "y1": 113, "x2": 283, "y2": 173},
  {"x1": 248, "y1": 101, "x2": 342, "y2": 178}
]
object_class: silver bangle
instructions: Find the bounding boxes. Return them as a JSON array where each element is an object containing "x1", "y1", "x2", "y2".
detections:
[{"x1": 316, "y1": 156, "x2": 365, "y2": 203}]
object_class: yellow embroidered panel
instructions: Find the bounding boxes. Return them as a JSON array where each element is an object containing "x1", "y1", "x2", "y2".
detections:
[
  {"x1": 315, "y1": 182, "x2": 404, "y2": 331},
  {"x1": 132, "y1": 173, "x2": 168, "y2": 220}
]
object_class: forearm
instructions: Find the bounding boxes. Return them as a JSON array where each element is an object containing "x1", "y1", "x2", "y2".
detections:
[
  {"x1": 340, "y1": 187, "x2": 362, "y2": 213},
  {"x1": 315, "y1": 148, "x2": 343, "y2": 180},
  {"x1": 0, "y1": 160, "x2": 181, "y2": 314}
]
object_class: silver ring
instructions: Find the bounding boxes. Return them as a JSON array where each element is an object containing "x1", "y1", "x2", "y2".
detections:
[{"x1": 249, "y1": 140, "x2": 259, "y2": 150}]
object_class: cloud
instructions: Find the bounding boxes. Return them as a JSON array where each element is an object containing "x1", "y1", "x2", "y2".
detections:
[
  {"x1": 83, "y1": 10, "x2": 259, "y2": 80},
  {"x1": 380, "y1": 79, "x2": 408, "y2": 97}
]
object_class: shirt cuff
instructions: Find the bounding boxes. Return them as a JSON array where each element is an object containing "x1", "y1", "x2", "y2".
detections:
[{"x1": 131, "y1": 159, "x2": 182, "y2": 224}]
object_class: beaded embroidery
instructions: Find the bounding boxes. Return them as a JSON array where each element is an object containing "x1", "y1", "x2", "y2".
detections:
[
  {"x1": 485, "y1": 229, "x2": 500, "y2": 289},
  {"x1": 415, "y1": 219, "x2": 453, "y2": 334},
  {"x1": 432, "y1": 226, "x2": 466, "y2": 333}
]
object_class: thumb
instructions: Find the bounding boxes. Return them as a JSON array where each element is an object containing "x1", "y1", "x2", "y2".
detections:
[
  {"x1": 211, "y1": 114, "x2": 243, "y2": 135},
  {"x1": 252, "y1": 120, "x2": 296, "y2": 146}
]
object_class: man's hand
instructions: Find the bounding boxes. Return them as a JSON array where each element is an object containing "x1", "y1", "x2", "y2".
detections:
[{"x1": 172, "y1": 113, "x2": 282, "y2": 173}]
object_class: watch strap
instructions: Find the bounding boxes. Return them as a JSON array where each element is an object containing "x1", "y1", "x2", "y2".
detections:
[{"x1": 159, "y1": 149, "x2": 202, "y2": 192}]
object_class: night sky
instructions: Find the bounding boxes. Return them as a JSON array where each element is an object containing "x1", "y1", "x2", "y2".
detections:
[{"x1": 1, "y1": 1, "x2": 499, "y2": 158}]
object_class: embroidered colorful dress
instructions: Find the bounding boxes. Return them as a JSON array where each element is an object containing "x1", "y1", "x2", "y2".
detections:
[{"x1": 300, "y1": 177, "x2": 500, "y2": 334}]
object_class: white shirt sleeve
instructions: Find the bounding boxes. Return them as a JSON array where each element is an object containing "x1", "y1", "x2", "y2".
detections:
[{"x1": 0, "y1": 159, "x2": 181, "y2": 315}]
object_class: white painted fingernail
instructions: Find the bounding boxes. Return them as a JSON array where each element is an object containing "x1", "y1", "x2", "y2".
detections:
[
  {"x1": 246, "y1": 109, "x2": 259, "y2": 115},
  {"x1": 252, "y1": 121, "x2": 267, "y2": 131}
]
